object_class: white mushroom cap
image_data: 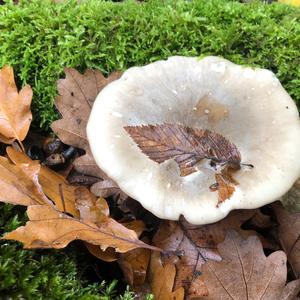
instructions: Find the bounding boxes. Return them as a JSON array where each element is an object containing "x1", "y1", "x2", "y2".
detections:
[{"x1": 87, "y1": 56, "x2": 300, "y2": 225}]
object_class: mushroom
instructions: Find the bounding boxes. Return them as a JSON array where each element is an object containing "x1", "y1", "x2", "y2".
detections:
[{"x1": 87, "y1": 56, "x2": 300, "y2": 225}]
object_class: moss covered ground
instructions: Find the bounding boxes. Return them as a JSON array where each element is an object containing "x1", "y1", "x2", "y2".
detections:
[
  {"x1": 0, "y1": 205, "x2": 136, "y2": 299},
  {"x1": 0, "y1": 0, "x2": 299, "y2": 298},
  {"x1": 0, "y1": 0, "x2": 299, "y2": 129}
]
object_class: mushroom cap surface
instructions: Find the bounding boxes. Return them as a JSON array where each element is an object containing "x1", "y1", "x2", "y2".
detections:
[{"x1": 87, "y1": 56, "x2": 300, "y2": 224}]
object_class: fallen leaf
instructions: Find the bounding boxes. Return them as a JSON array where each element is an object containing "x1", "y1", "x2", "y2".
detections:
[
  {"x1": 280, "y1": 279, "x2": 300, "y2": 300},
  {"x1": 85, "y1": 243, "x2": 118, "y2": 262},
  {"x1": 201, "y1": 230, "x2": 300, "y2": 300},
  {"x1": 272, "y1": 202, "x2": 300, "y2": 278},
  {"x1": 124, "y1": 123, "x2": 241, "y2": 177},
  {"x1": 2, "y1": 205, "x2": 160, "y2": 253},
  {"x1": 118, "y1": 246, "x2": 151, "y2": 286},
  {"x1": 125, "y1": 123, "x2": 244, "y2": 204},
  {"x1": 7, "y1": 147, "x2": 79, "y2": 217},
  {"x1": 85, "y1": 219, "x2": 146, "y2": 263},
  {"x1": 214, "y1": 173, "x2": 235, "y2": 205},
  {"x1": 75, "y1": 186, "x2": 109, "y2": 224},
  {"x1": 51, "y1": 68, "x2": 121, "y2": 178},
  {"x1": 91, "y1": 179, "x2": 128, "y2": 200},
  {"x1": 0, "y1": 66, "x2": 32, "y2": 145},
  {"x1": 90, "y1": 179, "x2": 127, "y2": 200},
  {"x1": 148, "y1": 251, "x2": 184, "y2": 300},
  {"x1": 248, "y1": 209, "x2": 274, "y2": 229},
  {"x1": 153, "y1": 210, "x2": 258, "y2": 298},
  {"x1": 75, "y1": 186, "x2": 149, "y2": 262},
  {"x1": 0, "y1": 156, "x2": 47, "y2": 206}
]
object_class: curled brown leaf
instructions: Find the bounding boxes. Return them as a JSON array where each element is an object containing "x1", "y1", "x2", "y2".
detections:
[
  {"x1": 51, "y1": 68, "x2": 122, "y2": 178},
  {"x1": 2, "y1": 205, "x2": 160, "y2": 253},
  {"x1": 0, "y1": 156, "x2": 46, "y2": 206},
  {"x1": 7, "y1": 147, "x2": 79, "y2": 217},
  {"x1": 0, "y1": 66, "x2": 32, "y2": 145}
]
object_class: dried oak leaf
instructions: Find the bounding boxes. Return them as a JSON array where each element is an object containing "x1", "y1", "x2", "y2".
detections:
[
  {"x1": 7, "y1": 147, "x2": 79, "y2": 217},
  {"x1": 51, "y1": 68, "x2": 121, "y2": 178},
  {"x1": 153, "y1": 210, "x2": 259, "y2": 299},
  {"x1": 90, "y1": 179, "x2": 128, "y2": 200},
  {"x1": 85, "y1": 218, "x2": 146, "y2": 263},
  {"x1": 148, "y1": 251, "x2": 185, "y2": 300},
  {"x1": 272, "y1": 202, "x2": 300, "y2": 278},
  {"x1": 125, "y1": 123, "x2": 242, "y2": 204},
  {"x1": 200, "y1": 230, "x2": 300, "y2": 300},
  {"x1": 118, "y1": 245, "x2": 151, "y2": 286},
  {"x1": 0, "y1": 66, "x2": 32, "y2": 145},
  {"x1": 0, "y1": 156, "x2": 47, "y2": 206},
  {"x1": 2, "y1": 204, "x2": 159, "y2": 253},
  {"x1": 75, "y1": 186, "x2": 152, "y2": 262}
]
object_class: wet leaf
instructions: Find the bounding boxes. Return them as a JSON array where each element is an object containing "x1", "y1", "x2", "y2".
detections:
[
  {"x1": 2, "y1": 205, "x2": 160, "y2": 253},
  {"x1": 153, "y1": 210, "x2": 257, "y2": 298},
  {"x1": 272, "y1": 203, "x2": 300, "y2": 278},
  {"x1": 0, "y1": 66, "x2": 32, "y2": 145},
  {"x1": 201, "y1": 230, "x2": 300, "y2": 300},
  {"x1": 51, "y1": 68, "x2": 121, "y2": 178},
  {"x1": 148, "y1": 252, "x2": 184, "y2": 300}
]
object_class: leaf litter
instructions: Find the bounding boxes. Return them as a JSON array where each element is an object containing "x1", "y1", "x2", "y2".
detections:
[{"x1": 0, "y1": 65, "x2": 299, "y2": 299}]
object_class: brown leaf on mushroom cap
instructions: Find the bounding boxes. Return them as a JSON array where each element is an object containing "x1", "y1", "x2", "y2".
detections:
[
  {"x1": 2, "y1": 205, "x2": 159, "y2": 253},
  {"x1": 125, "y1": 123, "x2": 242, "y2": 204},
  {"x1": 272, "y1": 202, "x2": 300, "y2": 278},
  {"x1": 148, "y1": 251, "x2": 185, "y2": 300},
  {"x1": 214, "y1": 173, "x2": 235, "y2": 205},
  {"x1": 153, "y1": 210, "x2": 258, "y2": 298},
  {"x1": 124, "y1": 123, "x2": 241, "y2": 177},
  {"x1": 51, "y1": 68, "x2": 122, "y2": 178},
  {"x1": 201, "y1": 230, "x2": 300, "y2": 300},
  {"x1": 0, "y1": 66, "x2": 32, "y2": 144},
  {"x1": 0, "y1": 156, "x2": 47, "y2": 206}
]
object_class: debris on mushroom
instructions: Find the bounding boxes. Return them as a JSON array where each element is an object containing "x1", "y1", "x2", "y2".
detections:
[{"x1": 87, "y1": 56, "x2": 300, "y2": 225}]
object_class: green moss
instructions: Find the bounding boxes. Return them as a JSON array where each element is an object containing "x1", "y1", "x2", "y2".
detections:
[
  {"x1": 0, "y1": 0, "x2": 299, "y2": 129},
  {"x1": 0, "y1": 204, "x2": 134, "y2": 299}
]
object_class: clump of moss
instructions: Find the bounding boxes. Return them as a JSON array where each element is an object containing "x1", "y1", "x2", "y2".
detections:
[
  {"x1": 0, "y1": 204, "x2": 135, "y2": 300},
  {"x1": 0, "y1": 0, "x2": 299, "y2": 129}
]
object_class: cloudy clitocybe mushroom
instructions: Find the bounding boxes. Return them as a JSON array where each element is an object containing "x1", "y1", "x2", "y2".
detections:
[{"x1": 87, "y1": 56, "x2": 300, "y2": 225}]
